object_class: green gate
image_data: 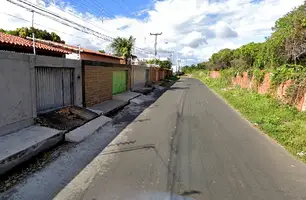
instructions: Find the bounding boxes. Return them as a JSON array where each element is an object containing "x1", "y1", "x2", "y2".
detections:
[{"x1": 112, "y1": 70, "x2": 127, "y2": 94}]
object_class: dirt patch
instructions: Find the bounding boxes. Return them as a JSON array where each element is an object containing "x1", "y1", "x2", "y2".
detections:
[{"x1": 35, "y1": 106, "x2": 98, "y2": 131}]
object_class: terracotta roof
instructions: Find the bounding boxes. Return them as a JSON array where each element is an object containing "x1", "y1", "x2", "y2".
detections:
[
  {"x1": 0, "y1": 32, "x2": 71, "y2": 54},
  {"x1": 80, "y1": 47, "x2": 123, "y2": 60},
  {"x1": 35, "y1": 39, "x2": 123, "y2": 60}
]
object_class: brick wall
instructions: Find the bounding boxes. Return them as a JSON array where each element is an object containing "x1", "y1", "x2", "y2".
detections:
[
  {"x1": 81, "y1": 53, "x2": 122, "y2": 64},
  {"x1": 84, "y1": 65, "x2": 112, "y2": 107},
  {"x1": 159, "y1": 69, "x2": 165, "y2": 80},
  {"x1": 150, "y1": 67, "x2": 159, "y2": 83},
  {"x1": 84, "y1": 64, "x2": 132, "y2": 107}
]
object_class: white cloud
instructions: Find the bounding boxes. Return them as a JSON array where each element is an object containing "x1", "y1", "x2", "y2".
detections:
[
  {"x1": 215, "y1": 21, "x2": 238, "y2": 38},
  {"x1": 0, "y1": 0, "x2": 304, "y2": 64}
]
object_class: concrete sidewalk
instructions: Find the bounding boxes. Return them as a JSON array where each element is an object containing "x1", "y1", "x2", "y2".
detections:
[{"x1": 0, "y1": 126, "x2": 63, "y2": 175}]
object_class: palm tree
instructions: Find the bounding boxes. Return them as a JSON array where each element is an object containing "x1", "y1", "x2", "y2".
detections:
[{"x1": 110, "y1": 36, "x2": 135, "y2": 64}]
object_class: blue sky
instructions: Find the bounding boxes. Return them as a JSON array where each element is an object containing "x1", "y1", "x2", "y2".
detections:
[
  {"x1": 1, "y1": 0, "x2": 305, "y2": 65},
  {"x1": 63, "y1": 0, "x2": 152, "y2": 20}
]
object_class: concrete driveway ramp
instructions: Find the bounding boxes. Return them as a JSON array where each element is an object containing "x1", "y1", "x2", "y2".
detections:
[
  {"x1": 113, "y1": 91, "x2": 141, "y2": 102},
  {"x1": 0, "y1": 125, "x2": 63, "y2": 175},
  {"x1": 65, "y1": 116, "x2": 111, "y2": 143},
  {"x1": 132, "y1": 87, "x2": 153, "y2": 95},
  {"x1": 130, "y1": 95, "x2": 155, "y2": 104},
  {"x1": 87, "y1": 100, "x2": 128, "y2": 116}
]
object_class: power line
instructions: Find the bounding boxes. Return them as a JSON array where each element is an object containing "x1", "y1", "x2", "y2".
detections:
[
  {"x1": 34, "y1": 0, "x2": 151, "y2": 51},
  {"x1": 0, "y1": 12, "x2": 89, "y2": 42},
  {"x1": 6, "y1": 0, "x2": 113, "y2": 42},
  {"x1": 70, "y1": 0, "x2": 115, "y2": 19},
  {"x1": 111, "y1": 0, "x2": 132, "y2": 17},
  {"x1": 119, "y1": 0, "x2": 135, "y2": 14},
  {"x1": 5, "y1": 0, "x2": 168, "y2": 56}
]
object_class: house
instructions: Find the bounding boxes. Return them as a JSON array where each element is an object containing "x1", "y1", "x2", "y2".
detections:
[
  {"x1": 0, "y1": 32, "x2": 70, "y2": 57},
  {"x1": 31, "y1": 37, "x2": 125, "y2": 64},
  {"x1": 78, "y1": 48, "x2": 124, "y2": 64}
]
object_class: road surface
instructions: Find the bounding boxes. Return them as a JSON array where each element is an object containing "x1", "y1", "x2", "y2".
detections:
[{"x1": 55, "y1": 77, "x2": 306, "y2": 200}]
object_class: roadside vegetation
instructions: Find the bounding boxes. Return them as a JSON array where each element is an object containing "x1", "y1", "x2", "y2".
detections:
[{"x1": 182, "y1": 2, "x2": 306, "y2": 162}]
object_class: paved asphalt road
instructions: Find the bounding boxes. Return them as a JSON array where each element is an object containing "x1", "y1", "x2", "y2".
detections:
[{"x1": 55, "y1": 77, "x2": 306, "y2": 200}]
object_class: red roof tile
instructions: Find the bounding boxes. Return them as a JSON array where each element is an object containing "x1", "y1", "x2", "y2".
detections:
[
  {"x1": 80, "y1": 47, "x2": 122, "y2": 59},
  {"x1": 60, "y1": 43, "x2": 122, "y2": 59},
  {"x1": 35, "y1": 39, "x2": 123, "y2": 60},
  {"x1": 0, "y1": 32, "x2": 71, "y2": 54}
]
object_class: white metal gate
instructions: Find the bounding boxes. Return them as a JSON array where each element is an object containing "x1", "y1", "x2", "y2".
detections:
[{"x1": 35, "y1": 67, "x2": 74, "y2": 113}]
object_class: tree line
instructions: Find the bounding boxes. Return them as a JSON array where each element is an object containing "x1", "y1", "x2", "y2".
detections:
[{"x1": 0, "y1": 27, "x2": 65, "y2": 43}]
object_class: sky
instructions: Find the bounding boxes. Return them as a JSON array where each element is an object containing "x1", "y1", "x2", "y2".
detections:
[{"x1": 0, "y1": 0, "x2": 304, "y2": 65}]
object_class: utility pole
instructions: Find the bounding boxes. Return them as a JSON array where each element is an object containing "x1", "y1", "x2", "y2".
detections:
[
  {"x1": 31, "y1": 10, "x2": 36, "y2": 55},
  {"x1": 150, "y1": 32, "x2": 162, "y2": 58}
]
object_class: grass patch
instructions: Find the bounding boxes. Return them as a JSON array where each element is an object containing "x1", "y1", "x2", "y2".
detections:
[{"x1": 193, "y1": 70, "x2": 306, "y2": 162}]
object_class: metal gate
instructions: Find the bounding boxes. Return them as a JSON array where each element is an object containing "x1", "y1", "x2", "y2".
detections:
[
  {"x1": 112, "y1": 70, "x2": 127, "y2": 94},
  {"x1": 35, "y1": 67, "x2": 74, "y2": 113}
]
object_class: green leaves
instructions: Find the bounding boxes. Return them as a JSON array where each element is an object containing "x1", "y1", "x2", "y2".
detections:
[
  {"x1": 1, "y1": 27, "x2": 64, "y2": 43},
  {"x1": 146, "y1": 59, "x2": 172, "y2": 69},
  {"x1": 110, "y1": 36, "x2": 135, "y2": 63}
]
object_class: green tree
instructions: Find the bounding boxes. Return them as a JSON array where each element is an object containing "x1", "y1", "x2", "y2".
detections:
[
  {"x1": 99, "y1": 50, "x2": 105, "y2": 53},
  {"x1": 145, "y1": 59, "x2": 172, "y2": 69},
  {"x1": 110, "y1": 36, "x2": 135, "y2": 64},
  {"x1": 0, "y1": 27, "x2": 65, "y2": 43},
  {"x1": 159, "y1": 60, "x2": 172, "y2": 69},
  {"x1": 209, "y1": 48, "x2": 234, "y2": 70},
  {"x1": 199, "y1": 2, "x2": 306, "y2": 70}
]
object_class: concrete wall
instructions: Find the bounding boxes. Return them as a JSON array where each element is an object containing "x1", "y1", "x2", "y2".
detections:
[
  {"x1": 131, "y1": 65, "x2": 149, "y2": 89},
  {"x1": 0, "y1": 51, "x2": 82, "y2": 136},
  {"x1": 0, "y1": 52, "x2": 34, "y2": 136}
]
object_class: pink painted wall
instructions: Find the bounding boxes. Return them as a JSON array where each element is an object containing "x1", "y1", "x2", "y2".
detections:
[
  {"x1": 210, "y1": 71, "x2": 221, "y2": 79},
  {"x1": 258, "y1": 73, "x2": 272, "y2": 94}
]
